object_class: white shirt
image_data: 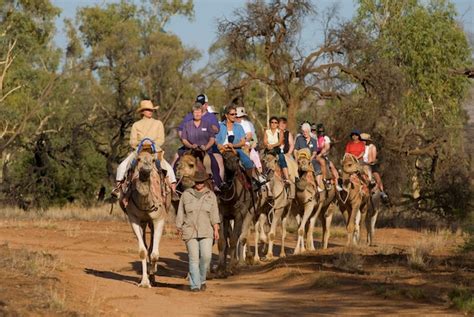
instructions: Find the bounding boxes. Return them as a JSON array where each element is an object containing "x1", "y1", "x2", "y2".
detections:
[
  {"x1": 223, "y1": 130, "x2": 234, "y2": 145},
  {"x1": 363, "y1": 144, "x2": 374, "y2": 163}
]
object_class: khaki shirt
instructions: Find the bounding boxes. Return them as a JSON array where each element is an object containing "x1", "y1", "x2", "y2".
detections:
[
  {"x1": 130, "y1": 117, "x2": 165, "y2": 149},
  {"x1": 176, "y1": 188, "x2": 220, "y2": 241}
]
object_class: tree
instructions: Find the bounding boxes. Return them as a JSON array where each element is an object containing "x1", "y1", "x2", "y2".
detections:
[
  {"x1": 74, "y1": 0, "x2": 199, "y2": 180},
  {"x1": 216, "y1": 0, "x2": 360, "y2": 132}
]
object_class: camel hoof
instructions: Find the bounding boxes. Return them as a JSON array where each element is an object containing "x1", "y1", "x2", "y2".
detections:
[
  {"x1": 139, "y1": 281, "x2": 151, "y2": 288},
  {"x1": 262, "y1": 255, "x2": 273, "y2": 262},
  {"x1": 253, "y1": 258, "x2": 261, "y2": 265},
  {"x1": 279, "y1": 252, "x2": 286, "y2": 258}
]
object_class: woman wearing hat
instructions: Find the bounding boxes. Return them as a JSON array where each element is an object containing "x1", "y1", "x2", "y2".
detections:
[
  {"x1": 361, "y1": 133, "x2": 388, "y2": 201},
  {"x1": 344, "y1": 129, "x2": 365, "y2": 160},
  {"x1": 176, "y1": 169, "x2": 220, "y2": 292},
  {"x1": 112, "y1": 100, "x2": 176, "y2": 198}
]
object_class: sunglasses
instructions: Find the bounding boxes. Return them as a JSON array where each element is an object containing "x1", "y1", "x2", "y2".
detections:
[{"x1": 228, "y1": 113, "x2": 237, "y2": 116}]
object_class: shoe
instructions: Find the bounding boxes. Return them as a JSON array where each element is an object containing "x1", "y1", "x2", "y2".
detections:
[
  {"x1": 324, "y1": 179, "x2": 332, "y2": 190},
  {"x1": 190, "y1": 288, "x2": 200, "y2": 292},
  {"x1": 111, "y1": 187, "x2": 121, "y2": 199},
  {"x1": 336, "y1": 185, "x2": 343, "y2": 191},
  {"x1": 381, "y1": 192, "x2": 389, "y2": 204},
  {"x1": 200, "y1": 283, "x2": 207, "y2": 291}
]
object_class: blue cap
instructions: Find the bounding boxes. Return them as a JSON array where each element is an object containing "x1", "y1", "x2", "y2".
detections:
[{"x1": 350, "y1": 129, "x2": 361, "y2": 136}]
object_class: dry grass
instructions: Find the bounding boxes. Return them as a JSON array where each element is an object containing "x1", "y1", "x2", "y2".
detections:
[
  {"x1": 333, "y1": 251, "x2": 364, "y2": 273},
  {"x1": 407, "y1": 229, "x2": 454, "y2": 271},
  {"x1": 0, "y1": 243, "x2": 64, "y2": 277},
  {"x1": 0, "y1": 243, "x2": 74, "y2": 315},
  {"x1": 0, "y1": 204, "x2": 127, "y2": 222},
  {"x1": 310, "y1": 273, "x2": 337, "y2": 288}
]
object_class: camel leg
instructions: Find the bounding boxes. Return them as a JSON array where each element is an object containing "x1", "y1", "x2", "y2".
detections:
[
  {"x1": 129, "y1": 220, "x2": 151, "y2": 288},
  {"x1": 254, "y1": 213, "x2": 266, "y2": 264},
  {"x1": 305, "y1": 214, "x2": 317, "y2": 251},
  {"x1": 216, "y1": 215, "x2": 228, "y2": 278},
  {"x1": 321, "y1": 209, "x2": 334, "y2": 249},
  {"x1": 367, "y1": 207, "x2": 379, "y2": 246},
  {"x1": 149, "y1": 218, "x2": 164, "y2": 285},
  {"x1": 346, "y1": 201, "x2": 360, "y2": 246},
  {"x1": 229, "y1": 214, "x2": 244, "y2": 273},
  {"x1": 295, "y1": 202, "x2": 314, "y2": 254},
  {"x1": 353, "y1": 208, "x2": 361, "y2": 244},
  {"x1": 238, "y1": 211, "x2": 254, "y2": 265},
  {"x1": 259, "y1": 214, "x2": 268, "y2": 243},
  {"x1": 265, "y1": 206, "x2": 284, "y2": 260},
  {"x1": 280, "y1": 215, "x2": 288, "y2": 258}
]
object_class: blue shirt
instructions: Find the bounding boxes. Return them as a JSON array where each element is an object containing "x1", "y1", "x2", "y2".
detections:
[
  {"x1": 294, "y1": 135, "x2": 318, "y2": 153},
  {"x1": 216, "y1": 121, "x2": 246, "y2": 146},
  {"x1": 177, "y1": 112, "x2": 220, "y2": 133}
]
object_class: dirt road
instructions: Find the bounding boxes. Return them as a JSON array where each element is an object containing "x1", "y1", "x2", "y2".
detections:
[{"x1": 0, "y1": 218, "x2": 470, "y2": 316}]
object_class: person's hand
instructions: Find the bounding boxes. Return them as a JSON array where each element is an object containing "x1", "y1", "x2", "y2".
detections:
[
  {"x1": 199, "y1": 145, "x2": 206, "y2": 151},
  {"x1": 213, "y1": 228, "x2": 219, "y2": 241},
  {"x1": 191, "y1": 144, "x2": 198, "y2": 149}
]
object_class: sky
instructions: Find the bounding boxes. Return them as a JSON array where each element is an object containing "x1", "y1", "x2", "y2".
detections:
[{"x1": 52, "y1": 0, "x2": 474, "y2": 68}]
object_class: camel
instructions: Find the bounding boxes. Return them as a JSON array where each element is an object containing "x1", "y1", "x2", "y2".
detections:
[
  {"x1": 338, "y1": 153, "x2": 370, "y2": 245},
  {"x1": 216, "y1": 150, "x2": 253, "y2": 276},
  {"x1": 121, "y1": 149, "x2": 169, "y2": 288},
  {"x1": 291, "y1": 149, "x2": 338, "y2": 253},
  {"x1": 257, "y1": 153, "x2": 297, "y2": 260}
]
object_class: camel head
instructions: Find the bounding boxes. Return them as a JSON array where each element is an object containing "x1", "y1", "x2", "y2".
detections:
[
  {"x1": 342, "y1": 153, "x2": 359, "y2": 175},
  {"x1": 263, "y1": 153, "x2": 278, "y2": 172},
  {"x1": 176, "y1": 153, "x2": 198, "y2": 188},
  {"x1": 137, "y1": 150, "x2": 155, "y2": 182},
  {"x1": 222, "y1": 151, "x2": 240, "y2": 172},
  {"x1": 295, "y1": 149, "x2": 313, "y2": 173}
]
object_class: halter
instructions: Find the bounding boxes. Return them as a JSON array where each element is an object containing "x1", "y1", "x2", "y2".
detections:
[{"x1": 137, "y1": 138, "x2": 157, "y2": 154}]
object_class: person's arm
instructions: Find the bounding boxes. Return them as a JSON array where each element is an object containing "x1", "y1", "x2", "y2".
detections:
[
  {"x1": 201, "y1": 137, "x2": 215, "y2": 151},
  {"x1": 130, "y1": 123, "x2": 138, "y2": 149},
  {"x1": 288, "y1": 132, "x2": 295, "y2": 154},
  {"x1": 345, "y1": 142, "x2": 350, "y2": 154},
  {"x1": 182, "y1": 138, "x2": 198, "y2": 149},
  {"x1": 356, "y1": 145, "x2": 365, "y2": 160},
  {"x1": 278, "y1": 129, "x2": 284, "y2": 146},
  {"x1": 263, "y1": 130, "x2": 270, "y2": 149},
  {"x1": 175, "y1": 196, "x2": 185, "y2": 236},
  {"x1": 368, "y1": 145, "x2": 377, "y2": 164},
  {"x1": 209, "y1": 194, "x2": 220, "y2": 240},
  {"x1": 154, "y1": 120, "x2": 165, "y2": 148},
  {"x1": 320, "y1": 141, "x2": 330, "y2": 156}
]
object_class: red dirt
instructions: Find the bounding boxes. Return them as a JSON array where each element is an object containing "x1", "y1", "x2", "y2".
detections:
[{"x1": 0, "y1": 218, "x2": 470, "y2": 316}]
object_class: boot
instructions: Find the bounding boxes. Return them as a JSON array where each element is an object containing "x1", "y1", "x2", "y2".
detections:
[{"x1": 111, "y1": 181, "x2": 123, "y2": 199}]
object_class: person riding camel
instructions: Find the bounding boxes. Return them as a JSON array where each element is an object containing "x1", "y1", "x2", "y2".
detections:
[
  {"x1": 294, "y1": 123, "x2": 325, "y2": 191},
  {"x1": 315, "y1": 123, "x2": 342, "y2": 191},
  {"x1": 345, "y1": 129, "x2": 365, "y2": 160},
  {"x1": 216, "y1": 104, "x2": 265, "y2": 190},
  {"x1": 112, "y1": 99, "x2": 176, "y2": 199},
  {"x1": 360, "y1": 133, "x2": 389, "y2": 202},
  {"x1": 175, "y1": 94, "x2": 224, "y2": 182},
  {"x1": 278, "y1": 117, "x2": 295, "y2": 157},
  {"x1": 235, "y1": 106, "x2": 262, "y2": 173},
  {"x1": 179, "y1": 102, "x2": 222, "y2": 188},
  {"x1": 263, "y1": 116, "x2": 290, "y2": 184}
]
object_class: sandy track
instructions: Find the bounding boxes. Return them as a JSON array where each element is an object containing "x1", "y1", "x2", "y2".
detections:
[{"x1": 0, "y1": 219, "x2": 467, "y2": 316}]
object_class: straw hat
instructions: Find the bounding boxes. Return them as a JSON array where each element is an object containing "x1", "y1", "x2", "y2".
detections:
[
  {"x1": 136, "y1": 100, "x2": 158, "y2": 113},
  {"x1": 360, "y1": 133, "x2": 372, "y2": 141}
]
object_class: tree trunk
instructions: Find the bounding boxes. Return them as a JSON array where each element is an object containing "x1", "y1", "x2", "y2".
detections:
[{"x1": 287, "y1": 99, "x2": 299, "y2": 133}]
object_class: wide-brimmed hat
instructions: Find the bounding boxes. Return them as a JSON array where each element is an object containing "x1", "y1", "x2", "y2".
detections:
[
  {"x1": 136, "y1": 100, "x2": 158, "y2": 113},
  {"x1": 360, "y1": 133, "x2": 372, "y2": 141},
  {"x1": 207, "y1": 105, "x2": 218, "y2": 114},
  {"x1": 191, "y1": 170, "x2": 209, "y2": 183},
  {"x1": 350, "y1": 129, "x2": 361, "y2": 137},
  {"x1": 236, "y1": 107, "x2": 247, "y2": 118}
]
